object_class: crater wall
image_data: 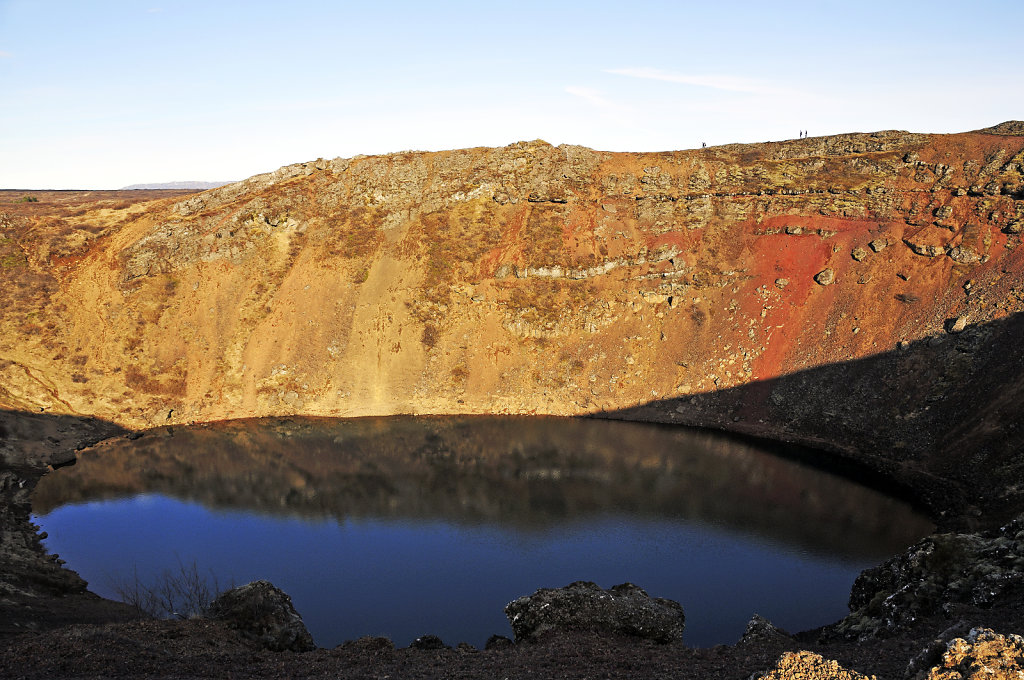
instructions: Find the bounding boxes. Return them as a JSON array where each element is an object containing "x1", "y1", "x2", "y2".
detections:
[{"x1": 1, "y1": 126, "x2": 1022, "y2": 521}]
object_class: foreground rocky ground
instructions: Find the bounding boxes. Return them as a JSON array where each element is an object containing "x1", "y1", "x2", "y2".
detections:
[{"x1": 2, "y1": 587, "x2": 1024, "y2": 679}]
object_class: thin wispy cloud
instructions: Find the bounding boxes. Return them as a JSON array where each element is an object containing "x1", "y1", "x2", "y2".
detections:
[
  {"x1": 606, "y1": 68, "x2": 793, "y2": 96},
  {"x1": 565, "y1": 86, "x2": 618, "y2": 111},
  {"x1": 147, "y1": 8, "x2": 163, "y2": 13},
  {"x1": 564, "y1": 85, "x2": 649, "y2": 140},
  {"x1": 0, "y1": 50, "x2": 12, "y2": 58}
]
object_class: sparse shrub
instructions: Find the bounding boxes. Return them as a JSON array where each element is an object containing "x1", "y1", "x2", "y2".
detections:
[
  {"x1": 421, "y1": 324, "x2": 438, "y2": 348},
  {"x1": 111, "y1": 559, "x2": 230, "y2": 619},
  {"x1": 1, "y1": 252, "x2": 27, "y2": 268},
  {"x1": 19, "y1": 196, "x2": 38, "y2": 203}
]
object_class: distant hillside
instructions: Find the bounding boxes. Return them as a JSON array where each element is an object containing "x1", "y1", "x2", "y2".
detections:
[{"x1": 120, "y1": 181, "x2": 233, "y2": 190}]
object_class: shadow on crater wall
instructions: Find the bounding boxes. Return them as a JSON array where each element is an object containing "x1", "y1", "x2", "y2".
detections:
[{"x1": 599, "y1": 311, "x2": 1024, "y2": 526}]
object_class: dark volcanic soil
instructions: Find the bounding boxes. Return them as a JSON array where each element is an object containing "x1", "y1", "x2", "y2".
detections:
[{"x1": 2, "y1": 605, "x2": 1023, "y2": 680}]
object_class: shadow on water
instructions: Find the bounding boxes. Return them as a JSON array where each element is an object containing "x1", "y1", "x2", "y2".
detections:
[
  {"x1": 32, "y1": 416, "x2": 933, "y2": 562},
  {"x1": 0, "y1": 408, "x2": 127, "y2": 469}
]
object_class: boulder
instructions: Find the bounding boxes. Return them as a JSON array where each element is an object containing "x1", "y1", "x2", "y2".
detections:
[
  {"x1": 504, "y1": 581, "x2": 684, "y2": 643},
  {"x1": 207, "y1": 580, "x2": 315, "y2": 652},
  {"x1": 947, "y1": 314, "x2": 970, "y2": 333},
  {"x1": 905, "y1": 241, "x2": 948, "y2": 257},
  {"x1": 947, "y1": 246, "x2": 983, "y2": 265},
  {"x1": 814, "y1": 268, "x2": 836, "y2": 286},
  {"x1": 739, "y1": 614, "x2": 792, "y2": 645}
]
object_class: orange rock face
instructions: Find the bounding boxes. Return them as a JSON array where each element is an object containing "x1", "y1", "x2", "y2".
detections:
[{"x1": 1, "y1": 127, "x2": 1022, "y2": 518}]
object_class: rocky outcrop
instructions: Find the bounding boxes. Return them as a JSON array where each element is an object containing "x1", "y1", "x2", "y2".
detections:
[
  {"x1": 504, "y1": 581, "x2": 685, "y2": 643},
  {"x1": 207, "y1": 580, "x2": 315, "y2": 652},
  {"x1": 834, "y1": 516, "x2": 1024, "y2": 639},
  {"x1": 974, "y1": 121, "x2": 1024, "y2": 136},
  {"x1": 0, "y1": 463, "x2": 86, "y2": 602}
]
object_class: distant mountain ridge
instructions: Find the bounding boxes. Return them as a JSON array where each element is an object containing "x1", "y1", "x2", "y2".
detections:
[{"x1": 120, "y1": 181, "x2": 233, "y2": 190}]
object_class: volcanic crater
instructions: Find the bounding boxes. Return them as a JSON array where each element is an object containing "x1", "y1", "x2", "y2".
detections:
[{"x1": 2, "y1": 123, "x2": 1024, "y2": 678}]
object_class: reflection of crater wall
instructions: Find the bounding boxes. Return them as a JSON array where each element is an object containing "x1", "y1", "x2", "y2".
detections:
[{"x1": 33, "y1": 417, "x2": 932, "y2": 561}]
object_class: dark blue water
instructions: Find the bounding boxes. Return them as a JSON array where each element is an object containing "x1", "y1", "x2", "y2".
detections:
[{"x1": 31, "y1": 416, "x2": 932, "y2": 648}]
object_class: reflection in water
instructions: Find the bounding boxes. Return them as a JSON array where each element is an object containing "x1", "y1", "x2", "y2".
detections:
[{"x1": 33, "y1": 416, "x2": 933, "y2": 647}]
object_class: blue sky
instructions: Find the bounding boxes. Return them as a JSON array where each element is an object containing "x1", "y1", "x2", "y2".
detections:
[{"x1": 1, "y1": 0, "x2": 1022, "y2": 189}]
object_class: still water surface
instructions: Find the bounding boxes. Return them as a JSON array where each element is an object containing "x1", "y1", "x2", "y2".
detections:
[{"x1": 32, "y1": 416, "x2": 932, "y2": 648}]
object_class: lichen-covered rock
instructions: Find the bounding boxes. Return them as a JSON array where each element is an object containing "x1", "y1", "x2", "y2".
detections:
[
  {"x1": 504, "y1": 581, "x2": 685, "y2": 643},
  {"x1": 834, "y1": 517, "x2": 1024, "y2": 639},
  {"x1": 750, "y1": 651, "x2": 875, "y2": 680},
  {"x1": 910, "y1": 628, "x2": 1024, "y2": 680},
  {"x1": 947, "y1": 246, "x2": 983, "y2": 265},
  {"x1": 814, "y1": 268, "x2": 836, "y2": 285},
  {"x1": 207, "y1": 580, "x2": 315, "y2": 652}
]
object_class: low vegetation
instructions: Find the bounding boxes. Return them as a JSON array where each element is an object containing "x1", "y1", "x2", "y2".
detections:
[{"x1": 110, "y1": 560, "x2": 230, "y2": 619}]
